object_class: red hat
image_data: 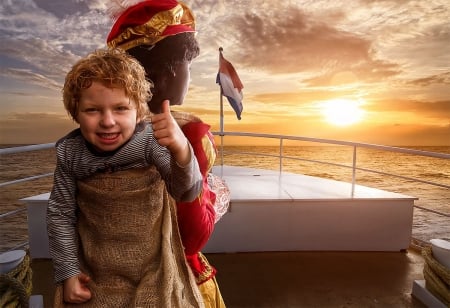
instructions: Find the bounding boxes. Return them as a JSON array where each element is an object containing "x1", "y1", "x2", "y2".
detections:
[{"x1": 107, "y1": 0, "x2": 195, "y2": 51}]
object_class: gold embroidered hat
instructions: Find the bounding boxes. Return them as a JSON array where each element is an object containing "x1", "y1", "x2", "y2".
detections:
[{"x1": 107, "y1": 0, "x2": 195, "y2": 51}]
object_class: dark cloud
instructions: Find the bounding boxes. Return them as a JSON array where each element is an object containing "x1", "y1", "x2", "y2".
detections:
[
  {"x1": 0, "y1": 0, "x2": 109, "y2": 90},
  {"x1": 0, "y1": 38, "x2": 79, "y2": 89},
  {"x1": 409, "y1": 72, "x2": 450, "y2": 86},
  {"x1": 1, "y1": 38, "x2": 77, "y2": 71},
  {"x1": 222, "y1": 5, "x2": 400, "y2": 84},
  {"x1": 304, "y1": 59, "x2": 400, "y2": 86},
  {"x1": 0, "y1": 68, "x2": 61, "y2": 90},
  {"x1": 33, "y1": 0, "x2": 90, "y2": 19}
]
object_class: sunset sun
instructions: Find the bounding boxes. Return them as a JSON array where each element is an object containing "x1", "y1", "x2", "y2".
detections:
[{"x1": 321, "y1": 99, "x2": 365, "y2": 126}]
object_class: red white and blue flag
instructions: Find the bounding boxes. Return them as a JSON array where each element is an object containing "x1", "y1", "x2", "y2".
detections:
[{"x1": 216, "y1": 51, "x2": 243, "y2": 120}]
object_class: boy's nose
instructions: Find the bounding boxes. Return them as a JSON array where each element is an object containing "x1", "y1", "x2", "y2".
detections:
[{"x1": 100, "y1": 111, "x2": 115, "y2": 126}]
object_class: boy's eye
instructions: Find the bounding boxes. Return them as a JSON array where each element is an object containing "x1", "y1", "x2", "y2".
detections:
[
  {"x1": 116, "y1": 106, "x2": 130, "y2": 111},
  {"x1": 84, "y1": 108, "x2": 98, "y2": 113}
]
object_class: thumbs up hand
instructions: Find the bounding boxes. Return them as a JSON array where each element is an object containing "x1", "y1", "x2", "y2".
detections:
[{"x1": 151, "y1": 100, "x2": 190, "y2": 166}]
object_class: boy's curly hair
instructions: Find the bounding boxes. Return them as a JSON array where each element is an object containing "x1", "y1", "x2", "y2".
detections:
[{"x1": 63, "y1": 48, "x2": 153, "y2": 122}]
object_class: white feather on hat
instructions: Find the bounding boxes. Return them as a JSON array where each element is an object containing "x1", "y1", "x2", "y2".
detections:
[{"x1": 107, "y1": 0, "x2": 149, "y2": 21}]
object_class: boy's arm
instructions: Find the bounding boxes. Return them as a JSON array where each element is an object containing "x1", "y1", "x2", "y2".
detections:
[
  {"x1": 151, "y1": 100, "x2": 203, "y2": 202},
  {"x1": 47, "y1": 158, "x2": 81, "y2": 283}
]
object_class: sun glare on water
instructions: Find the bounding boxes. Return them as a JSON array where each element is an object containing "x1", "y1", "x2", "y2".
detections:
[{"x1": 321, "y1": 99, "x2": 365, "y2": 126}]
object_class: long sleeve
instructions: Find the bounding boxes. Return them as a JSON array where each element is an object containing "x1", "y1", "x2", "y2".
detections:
[{"x1": 47, "y1": 155, "x2": 80, "y2": 283}]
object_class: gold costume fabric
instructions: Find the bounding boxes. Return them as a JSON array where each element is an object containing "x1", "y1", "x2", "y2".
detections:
[
  {"x1": 53, "y1": 166, "x2": 203, "y2": 307},
  {"x1": 198, "y1": 276, "x2": 226, "y2": 308}
]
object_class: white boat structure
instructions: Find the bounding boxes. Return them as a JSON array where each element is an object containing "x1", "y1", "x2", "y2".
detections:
[
  {"x1": 206, "y1": 164, "x2": 415, "y2": 253},
  {"x1": 1, "y1": 131, "x2": 449, "y2": 307}
]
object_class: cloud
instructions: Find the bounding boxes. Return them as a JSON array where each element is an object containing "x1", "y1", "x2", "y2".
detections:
[
  {"x1": 1, "y1": 0, "x2": 449, "y2": 146},
  {"x1": 251, "y1": 88, "x2": 364, "y2": 111},
  {"x1": 193, "y1": 1, "x2": 449, "y2": 87},
  {"x1": 368, "y1": 99, "x2": 450, "y2": 114},
  {"x1": 364, "y1": 99, "x2": 450, "y2": 128},
  {"x1": 0, "y1": 68, "x2": 62, "y2": 91},
  {"x1": 409, "y1": 72, "x2": 450, "y2": 86},
  {"x1": 201, "y1": 4, "x2": 400, "y2": 86},
  {"x1": 0, "y1": 0, "x2": 110, "y2": 89},
  {"x1": 0, "y1": 37, "x2": 80, "y2": 83}
]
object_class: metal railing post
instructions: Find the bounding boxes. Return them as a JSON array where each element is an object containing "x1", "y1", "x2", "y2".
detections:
[
  {"x1": 351, "y1": 146, "x2": 357, "y2": 197},
  {"x1": 279, "y1": 138, "x2": 283, "y2": 175}
]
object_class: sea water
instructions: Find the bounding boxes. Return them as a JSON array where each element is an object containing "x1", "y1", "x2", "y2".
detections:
[{"x1": 0, "y1": 145, "x2": 449, "y2": 252}]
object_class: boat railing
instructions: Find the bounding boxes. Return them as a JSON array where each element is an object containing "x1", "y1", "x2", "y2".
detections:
[
  {"x1": 213, "y1": 132, "x2": 450, "y2": 192},
  {"x1": 0, "y1": 143, "x2": 55, "y2": 252},
  {"x1": 1, "y1": 134, "x2": 449, "y2": 252}
]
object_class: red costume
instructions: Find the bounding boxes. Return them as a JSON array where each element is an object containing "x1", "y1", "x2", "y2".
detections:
[{"x1": 175, "y1": 113, "x2": 227, "y2": 284}]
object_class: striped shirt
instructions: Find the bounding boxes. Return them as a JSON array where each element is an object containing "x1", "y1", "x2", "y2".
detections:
[{"x1": 47, "y1": 121, "x2": 202, "y2": 283}]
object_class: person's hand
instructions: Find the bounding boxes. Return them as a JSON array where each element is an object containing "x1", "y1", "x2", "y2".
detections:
[
  {"x1": 151, "y1": 100, "x2": 190, "y2": 166},
  {"x1": 63, "y1": 273, "x2": 92, "y2": 304}
]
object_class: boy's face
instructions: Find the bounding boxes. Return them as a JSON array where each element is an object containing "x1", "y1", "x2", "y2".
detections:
[{"x1": 76, "y1": 81, "x2": 138, "y2": 153}]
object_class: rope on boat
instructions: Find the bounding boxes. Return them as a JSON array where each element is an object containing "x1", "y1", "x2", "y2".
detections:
[
  {"x1": 0, "y1": 252, "x2": 32, "y2": 308},
  {"x1": 422, "y1": 246, "x2": 450, "y2": 305}
]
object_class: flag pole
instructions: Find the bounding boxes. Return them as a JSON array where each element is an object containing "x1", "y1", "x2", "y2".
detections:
[
  {"x1": 219, "y1": 47, "x2": 225, "y2": 170},
  {"x1": 219, "y1": 47, "x2": 224, "y2": 134}
]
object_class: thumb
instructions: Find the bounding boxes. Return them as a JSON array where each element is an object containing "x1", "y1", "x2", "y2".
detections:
[{"x1": 161, "y1": 100, "x2": 170, "y2": 114}]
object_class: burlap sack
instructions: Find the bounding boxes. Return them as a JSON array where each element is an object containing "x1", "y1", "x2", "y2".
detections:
[{"x1": 54, "y1": 166, "x2": 203, "y2": 307}]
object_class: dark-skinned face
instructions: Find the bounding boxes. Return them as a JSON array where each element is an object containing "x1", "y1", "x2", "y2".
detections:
[{"x1": 149, "y1": 60, "x2": 190, "y2": 114}]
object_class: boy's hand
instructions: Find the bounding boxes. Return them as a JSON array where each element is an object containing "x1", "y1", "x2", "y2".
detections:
[
  {"x1": 151, "y1": 100, "x2": 190, "y2": 166},
  {"x1": 63, "y1": 273, "x2": 92, "y2": 303}
]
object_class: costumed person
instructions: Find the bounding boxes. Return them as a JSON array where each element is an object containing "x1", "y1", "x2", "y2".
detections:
[
  {"x1": 47, "y1": 48, "x2": 205, "y2": 307},
  {"x1": 106, "y1": 1, "x2": 230, "y2": 307}
]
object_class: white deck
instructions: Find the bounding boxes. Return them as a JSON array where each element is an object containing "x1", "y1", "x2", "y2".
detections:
[
  {"x1": 212, "y1": 165, "x2": 416, "y2": 201},
  {"x1": 204, "y1": 165, "x2": 417, "y2": 253}
]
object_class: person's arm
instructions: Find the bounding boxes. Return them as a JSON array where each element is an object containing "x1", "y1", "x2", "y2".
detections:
[
  {"x1": 177, "y1": 121, "x2": 217, "y2": 254},
  {"x1": 151, "y1": 100, "x2": 202, "y2": 202},
  {"x1": 47, "y1": 158, "x2": 81, "y2": 283},
  {"x1": 47, "y1": 148, "x2": 92, "y2": 303},
  {"x1": 177, "y1": 180, "x2": 216, "y2": 254}
]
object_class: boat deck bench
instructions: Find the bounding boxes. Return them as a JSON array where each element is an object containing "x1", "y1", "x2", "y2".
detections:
[{"x1": 204, "y1": 166, "x2": 417, "y2": 252}]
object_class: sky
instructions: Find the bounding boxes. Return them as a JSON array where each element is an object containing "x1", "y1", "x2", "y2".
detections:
[{"x1": 0, "y1": 0, "x2": 449, "y2": 146}]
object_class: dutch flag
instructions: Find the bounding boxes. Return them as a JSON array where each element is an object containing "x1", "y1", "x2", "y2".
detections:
[{"x1": 216, "y1": 49, "x2": 243, "y2": 120}]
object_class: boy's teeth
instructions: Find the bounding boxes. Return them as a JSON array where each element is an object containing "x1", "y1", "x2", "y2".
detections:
[{"x1": 100, "y1": 133, "x2": 117, "y2": 139}]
